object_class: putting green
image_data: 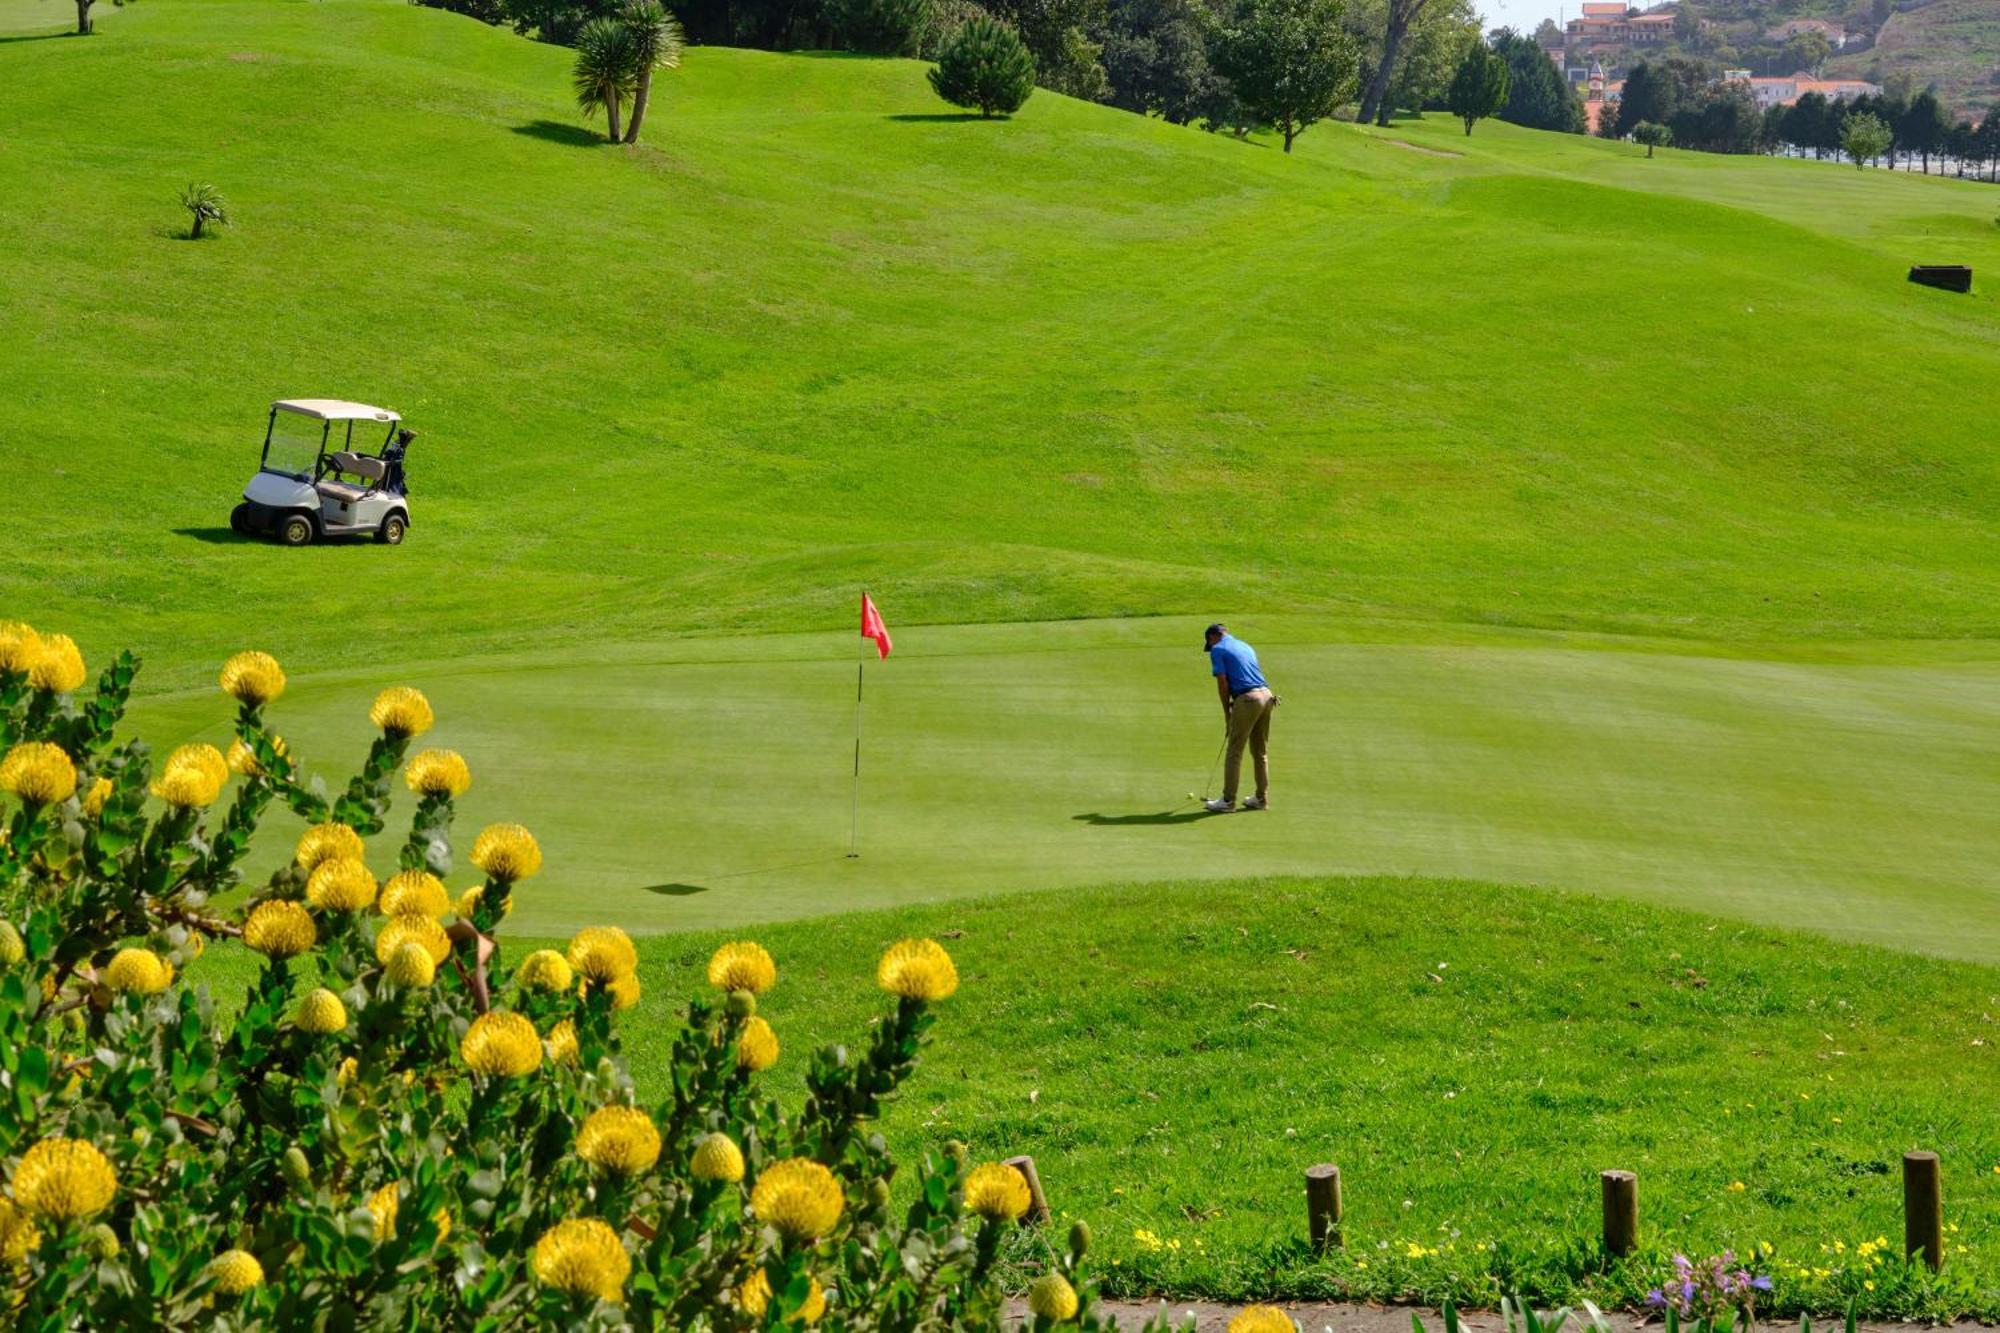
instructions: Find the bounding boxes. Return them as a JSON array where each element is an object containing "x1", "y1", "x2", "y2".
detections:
[{"x1": 132, "y1": 617, "x2": 2000, "y2": 956}]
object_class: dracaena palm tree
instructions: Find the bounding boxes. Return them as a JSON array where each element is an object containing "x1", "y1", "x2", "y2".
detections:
[
  {"x1": 620, "y1": 0, "x2": 686, "y2": 145},
  {"x1": 572, "y1": 16, "x2": 640, "y2": 143}
]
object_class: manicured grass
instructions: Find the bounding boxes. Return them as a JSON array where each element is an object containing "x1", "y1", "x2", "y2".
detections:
[{"x1": 187, "y1": 874, "x2": 2000, "y2": 1317}]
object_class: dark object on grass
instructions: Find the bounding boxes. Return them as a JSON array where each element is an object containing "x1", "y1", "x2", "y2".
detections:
[
  {"x1": 1305, "y1": 1162, "x2": 1343, "y2": 1250},
  {"x1": 929, "y1": 17, "x2": 1035, "y2": 118},
  {"x1": 179, "y1": 182, "x2": 228, "y2": 239},
  {"x1": 1904, "y1": 1150, "x2": 1942, "y2": 1271},
  {"x1": 1601, "y1": 1168, "x2": 1638, "y2": 1257},
  {"x1": 1003, "y1": 1154, "x2": 1052, "y2": 1224},
  {"x1": 1909, "y1": 264, "x2": 1972, "y2": 293}
]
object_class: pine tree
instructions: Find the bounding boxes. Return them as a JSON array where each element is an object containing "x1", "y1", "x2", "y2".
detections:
[
  {"x1": 1446, "y1": 42, "x2": 1508, "y2": 136},
  {"x1": 929, "y1": 17, "x2": 1037, "y2": 117}
]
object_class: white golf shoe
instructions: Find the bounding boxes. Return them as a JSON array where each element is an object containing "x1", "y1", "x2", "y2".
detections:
[{"x1": 1203, "y1": 798, "x2": 1234, "y2": 813}]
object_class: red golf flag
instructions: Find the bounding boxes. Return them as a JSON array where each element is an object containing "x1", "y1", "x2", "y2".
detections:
[{"x1": 861, "y1": 592, "x2": 893, "y2": 660}]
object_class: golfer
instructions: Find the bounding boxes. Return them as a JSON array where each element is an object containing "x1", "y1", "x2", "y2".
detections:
[{"x1": 1203, "y1": 623, "x2": 1273, "y2": 813}]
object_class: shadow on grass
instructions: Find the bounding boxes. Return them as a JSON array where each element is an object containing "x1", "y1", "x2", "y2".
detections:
[
  {"x1": 1072, "y1": 810, "x2": 1214, "y2": 826},
  {"x1": 172, "y1": 527, "x2": 253, "y2": 544},
  {"x1": 511, "y1": 120, "x2": 608, "y2": 147},
  {"x1": 640, "y1": 883, "x2": 711, "y2": 897},
  {"x1": 886, "y1": 112, "x2": 993, "y2": 123},
  {"x1": 0, "y1": 30, "x2": 77, "y2": 43}
]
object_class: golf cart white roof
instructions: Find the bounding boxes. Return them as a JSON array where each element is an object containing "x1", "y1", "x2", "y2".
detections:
[{"x1": 272, "y1": 398, "x2": 401, "y2": 423}]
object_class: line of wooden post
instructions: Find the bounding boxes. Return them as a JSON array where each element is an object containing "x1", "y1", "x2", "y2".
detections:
[
  {"x1": 1005, "y1": 1154, "x2": 1053, "y2": 1226},
  {"x1": 1282, "y1": 1156, "x2": 1946, "y2": 1270}
]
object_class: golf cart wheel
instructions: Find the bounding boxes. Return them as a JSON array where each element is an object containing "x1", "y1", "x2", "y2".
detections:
[
  {"x1": 229, "y1": 503, "x2": 250, "y2": 536},
  {"x1": 278, "y1": 514, "x2": 315, "y2": 547},
  {"x1": 376, "y1": 513, "x2": 407, "y2": 546}
]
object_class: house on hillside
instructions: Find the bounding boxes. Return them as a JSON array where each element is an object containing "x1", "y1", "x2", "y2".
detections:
[
  {"x1": 1724, "y1": 69, "x2": 1881, "y2": 108},
  {"x1": 1565, "y1": 2, "x2": 1676, "y2": 48},
  {"x1": 1765, "y1": 17, "x2": 1847, "y2": 48}
]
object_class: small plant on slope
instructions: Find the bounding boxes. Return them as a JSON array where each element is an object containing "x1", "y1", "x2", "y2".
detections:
[
  {"x1": 929, "y1": 17, "x2": 1037, "y2": 118},
  {"x1": 1842, "y1": 112, "x2": 1892, "y2": 171},
  {"x1": 178, "y1": 182, "x2": 228, "y2": 239},
  {"x1": 1447, "y1": 42, "x2": 1510, "y2": 136},
  {"x1": 1632, "y1": 121, "x2": 1673, "y2": 157},
  {"x1": 573, "y1": 15, "x2": 641, "y2": 142},
  {"x1": 619, "y1": 0, "x2": 685, "y2": 145}
]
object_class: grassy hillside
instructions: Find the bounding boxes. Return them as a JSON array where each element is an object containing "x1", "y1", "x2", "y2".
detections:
[
  {"x1": 2, "y1": 0, "x2": 1999, "y2": 684},
  {"x1": 1829, "y1": 0, "x2": 2000, "y2": 118},
  {"x1": 189, "y1": 874, "x2": 2000, "y2": 1316}
]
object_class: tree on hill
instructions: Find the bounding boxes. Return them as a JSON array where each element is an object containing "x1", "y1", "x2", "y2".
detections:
[
  {"x1": 1898, "y1": 88, "x2": 1948, "y2": 172},
  {"x1": 1379, "y1": 0, "x2": 1480, "y2": 123},
  {"x1": 1945, "y1": 118, "x2": 1976, "y2": 176},
  {"x1": 1209, "y1": 0, "x2": 1360, "y2": 151},
  {"x1": 1101, "y1": 0, "x2": 1223, "y2": 122},
  {"x1": 1490, "y1": 28, "x2": 1584, "y2": 133},
  {"x1": 1783, "y1": 90, "x2": 1829, "y2": 158},
  {"x1": 1354, "y1": 0, "x2": 1434, "y2": 126},
  {"x1": 1633, "y1": 119, "x2": 1673, "y2": 156},
  {"x1": 619, "y1": 0, "x2": 685, "y2": 144},
  {"x1": 70, "y1": 0, "x2": 135, "y2": 37},
  {"x1": 572, "y1": 15, "x2": 639, "y2": 140},
  {"x1": 827, "y1": 0, "x2": 928, "y2": 53},
  {"x1": 982, "y1": 0, "x2": 1110, "y2": 99},
  {"x1": 929, "y1": 16, "x2": 1038, "y2": 116},
  {"x1": 1782, "y1": 29, "x2": 1830, "y2": 76},
  {"x1": 1446, "y1": 41, "x2": 1509, "y2": 135},
  {"x1": 1842, "y1": 109, "x2": 1891, "y2": 169},
  {"x1": 1978, "y1": 113, "x2": 2000, "y2": 182}
]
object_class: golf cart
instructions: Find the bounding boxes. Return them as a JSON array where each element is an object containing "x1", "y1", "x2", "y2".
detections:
[{"x1": 230, "y1": 399, "x2": 416, "y2": 547}]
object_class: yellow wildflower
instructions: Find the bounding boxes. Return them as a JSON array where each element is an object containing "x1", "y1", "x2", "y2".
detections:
[
  {"x1": 218, "y1": 651, "x2": 286, "y2": 707},
  {"x1": 404, "y1": 748, "x2": 471, "y2": 797},
  {"x1": 1027, "y1": 1274, "x2": 1079, "y2": 1321},
  {"x1": 708, "y1": 941, "x2": 777, "y2": 994},
  {"x1": 295, "y1": 822, "x2": 365, "y2": 872},
  {"x1": 81, "y1": 776, "x2": 112, "y2": 817},
  {"x1": 1228, "y1": 1308, "x2": 1296, "y2": 1333},
  {"x1": 0, "y1": 742, "x2": 77, "y2": 806},
  {"x1": 531, "y1": 1218, "x2": 629, "y2": 1302},
  {"x1": 28, "y1": 634, "x2": 86, "y2": 694},
  {"x1": 368, "y1": 1182, "x2": 399, "y2": 1241},
  {"x1": 962, "y1": 1162, "x2": 1031, "y2": 1221},
  {"x1": 242, "y1": 900, "x2": 317, "y2": 959},
  {"x1": 470, "y1": 823, "x2": 541, "y2": 883},
  {"x1": 577, "y1": 1106, "x2": 662, "y2": 1176},
  {"x1": 736, "y1": 1016, "x2": 780, "y2": 1072},
  {"x1": 295, "y1": 987, "x2": 348, "y2": 1034},
  {"x1": 567, "y1": 926, "x2": 638, "y2": 982},
  {"x1": 546, "y1": 1019, "x2": 580, "y2": 1065},
  {"x1": 368, "y1": 686, "x2": 434, "y2": 738},
  {"x1": 461, "y1": 1011, "x2": 543, "y2": 1077},
  {"x1": 0, "y1": 623, "x2": 42, "y2": 676},
  {"x1": 101, "y1": 948, "x2": 174, "y2": 996},
  {"x1": 10, "y1": 1138, "x2": 118, "y2": 1220},
  {"x1": 0, "y1": 922, "x2": 21, "y2": 966},
  {"x1": 606, "y1": 972, "x2": 641, "y2": 1011},
  {"x1": 877, "y1": 938, "x2": 959, "y2": 1002},
  {"x1": 306, "y1": 858, "x2": 378, "y2": 913},
  {"x1": 378, "y1": 870, "x2": 449, "y2": 918},
  {"x1": 739, "y1": 1266, "x2": 826, "y2": 1321},
  {"x1": 0, "y1": 1199, "x2": 40, "y2": 1265},
  {"x1": 517, "y1": 949, "x2": 574, "y2": 992},
  {"x1": 690, "y1": 1133, "x2": 745, "y2": 1183},
  {"x1": 207, "y1": 1248, "x2": 265, "y2": 1295},
  {"x1": 337, "y1": 1056, "x2": 359, "y2": 1085},
  {"x1": 385, "y1": 941, "x2": 437, "y2": 988},
  {"x1": 751, "y1": 1158, "x2": 844, "y2": 1242},
  {"x1": 376, "y1": 913, "x2": 451, "y2": 966}
]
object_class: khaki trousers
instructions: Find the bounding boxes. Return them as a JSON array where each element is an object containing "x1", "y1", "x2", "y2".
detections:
[{"x1": 1224, "y1": 687, "x2": 1273, "y2": 804}]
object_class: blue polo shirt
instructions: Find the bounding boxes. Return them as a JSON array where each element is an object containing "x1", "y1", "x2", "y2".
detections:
[{"x1": 1208, "y1": 635, "x2": 1267, "y2": 694}]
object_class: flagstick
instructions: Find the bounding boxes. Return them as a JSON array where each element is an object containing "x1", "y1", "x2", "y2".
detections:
[{"x1": 849, "y1": 629, "x2": 865, "y2": 859}]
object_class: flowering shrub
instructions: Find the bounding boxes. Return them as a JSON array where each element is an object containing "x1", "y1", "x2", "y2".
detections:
[
  {"x1": 1647, "y1": 1252, "x2": 1773, "y2": 1328},
  {"x1": 0, "y1": 623, "x2": 1166, "y2": 1329}
]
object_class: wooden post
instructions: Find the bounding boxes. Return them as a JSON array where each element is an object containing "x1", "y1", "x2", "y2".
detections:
[
  {"x1": 1305, "y1": 1163, "x2": 1343, "y2": 1251},
  {"x1": 1601, "y1": 1170, "x2": 1638, "y2": 1259},
  {"x1": 1005, "y1": 1155, "x2": 1052, "y2": 1226},
  {"x1": 1904, "y1": 1151, "x2": 1943, "y2": 1271}
]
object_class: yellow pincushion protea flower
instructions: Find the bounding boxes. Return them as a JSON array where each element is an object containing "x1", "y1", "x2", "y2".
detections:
[
  {"x1": 962, "y1": 1162, "x2": 1032, "y2": 1221},
  {"x1": 242, "y1": 900, "x2": 317, "y2": 959},
  {"x1": 738, "y1": 1266, "x2": 827, "y2": 1322},
  {"x1": 0, "y1": 623, "x2": 41, "y2": 677},
  {"x1": 306, "y1": 858, "x2": 378, "y2": 913},
  {"x1": 368, "y1": 1182, "x2": 399, "y2": 1241},
  {"x1": 377, "y1": 870, "x2": 449, "y2": 918},
  {"x1": 101, "y1": 948, "x2": 174, "y2": 997},
  {"x1": 576, "y1": 1106, "x2": 662, "y2": 1176},
  {"x1": 531, "y1": 1218, "x2": 630, "y2": 1303},
  {"x1": 10, "y1": 1138, "x2": 118, "y2": 1220},
  {"x1": 295, "y1": 822, "x2": 365, "y2": 872},
  {"x1": 469, "y1": 823, "x2": 541, "y2": 883},
  {"x1": 337, "y1": 1056, "x2": 360, "y2": 1086},
  {"x1": 605, "y1": 973, "x2": 641, "y2": 1011},
  {"x1": 0, "y1": 1198, "x2": 41, "y2": 1266},
  {"x1": 218, "y1": 650, "x2": 286, "y2": 707},
  {"x1": 295, "y1": 987, "x2": 348, "y2": 1034},
  {"x1": 545, "y1": 1019, "x2": 580, "y2": 1065},
  {"x1": 376, "y1": 913, "x2": 451, "y2": 966},
  {"x1": 461, "y1": 1011, "x2": 543, "y2": 1077},
  {"x1": 385, "y1": 941, "x2": 437, "y2": 988},
  {"x1": 207, "y1": 1247, "x2": 265, "y2": 1295},
  {"x1": 1027, "y1": 1273, "x2": 1079, "y2": 1321},
  {"x1": 736, "y1": 1016, "x2": 780, "y2": 1072},
  {"x1": 750, "y1": 1158, "x2": 844, "y2": 1242},
  {"x1": 404, "y1": 748, "x2": 471, "y2": 798},
  {"x1": 369, "y1": 686, "x2": 434, "y2": 738},
  {"x1": 1227, "y1": 1307, "x2": 1297, "y2": 1333},
  {"x1": 0, "y1": 742, "x2": 77, "y2": 806},
  {"x1": 690, "y1": 1132, "x2": 745, "y2": 1183},
  {"x1": 150, "y1": 743, "x2": 228, "y2": 809},
  {"x1": 27, "y1": 634, "x2": 85, "y2": 694},
  {"x1": 876, "y1": 938, "x2": 959, "y2": 1002},
  {"x1": 516, "y1": 948, "x2": 574, "y2": 992},
  {"x1": 567, "y1": 926, "x2": 638, "y2": 983},
  {"x1": 707, "y1": 941, "x2": 777, "y2": 995},
  {"x1": 81, "y1": 777, "x2": 113, "y2": 818}
]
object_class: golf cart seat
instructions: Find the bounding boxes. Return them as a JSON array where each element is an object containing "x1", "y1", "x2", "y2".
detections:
[{"x1": 319, "y1": 452, "x2": 386, "y2": 502}]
